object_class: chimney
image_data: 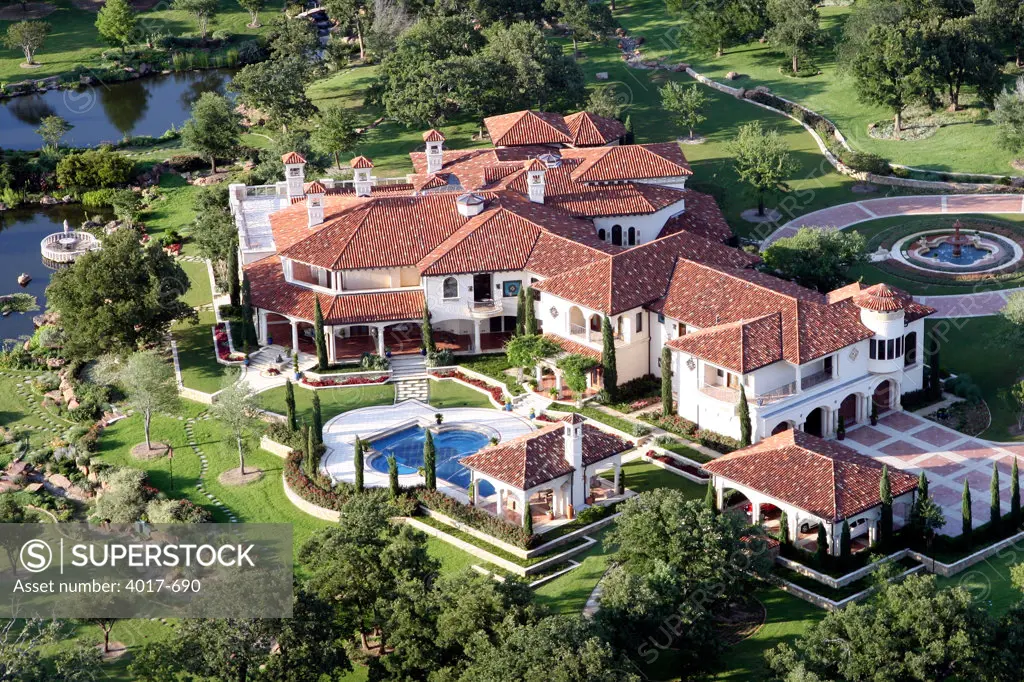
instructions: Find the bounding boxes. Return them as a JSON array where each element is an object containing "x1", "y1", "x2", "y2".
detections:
[
  {"x1": 456, "y1": 192, "x2": 485, "y2": 217},
  {"x1": 525, "y1": 158, "x2": 546, "y2": 204},
  {"x1": 305, "y1": 181, "x2": 326, "y2": 227},
  {"x1": 281, "y1": 151, "x2": 306, "y2": 199},
  {"x1": 424, "y1": 129, "x2": 446, "y2": 174},
  {"x1": 351, "y1": 156, "x2": 374, "y2": 197},
  {"x1": 562, "y1": 414, "x2": 584, "y2": 469}
]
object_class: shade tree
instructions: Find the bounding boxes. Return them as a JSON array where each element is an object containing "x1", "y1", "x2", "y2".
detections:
[
  {"x1": 850, "y1": 21, "x2": 930, "y2": 136},
  {"x1": 727, "y1": 120, "x2": 797, "y2": 217},
  {"x1": 210, "y1": 380, "x2": 263, "y2": 478},
  {"x1": 659, "y1": 81, "x2": 707, "y2": 140},
  {"x1": 172, "y1": 0, "x2": 218, "y2": 40},
  {"x1": 99, "y1": 350, "x2": 178, "y2": 451},
  {"x1": 766, "y1": 0, "x2": 820, "y2": 74},
  {"x1": 180, "y1": 92, "x2": 242, "y2": 173},
  {"x1": 4, "y1": 21, "x2": 49, "y2": 66},
  {"x1": 761, "y1": 227, "x2": 866, "y2": 293},
  {"x1": 311, "y1": 106, "x2": 360, "y2": 169},
  {"x1": 96, "y1": 0, "x2": 137, "y2": 53},
  {"x1": 544, "y1": 0, "x2": 613, "y2": 59}
]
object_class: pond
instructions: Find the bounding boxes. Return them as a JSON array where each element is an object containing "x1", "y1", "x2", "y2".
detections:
[
  {"x1": 0, "y1": 205, "x2": 107, "y2": 344},
  {"x1": 0, "y1": 70, "x2": 233, "y2": 151}
]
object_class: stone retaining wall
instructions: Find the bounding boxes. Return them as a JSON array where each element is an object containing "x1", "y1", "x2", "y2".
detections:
[
  {"x1": 776, "y1": 564, "x2": 926, "y2": 611},
  {"x1": 281, "y1": 474, "x2": 340, "y2": 522}
]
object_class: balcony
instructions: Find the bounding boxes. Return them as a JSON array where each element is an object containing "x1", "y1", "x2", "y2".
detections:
[
  {"x1": 699, "y1": 384, "x2": 740, "y2": 403},
  {"x1": 467, "y1": 300, "x2": 503, "y2": 319},
  {"x1": 800, "y1": 370, "x2": 832, "y2": 391},
  {"x1": 753, "y1": 381, "x2": 798, "y2": 406}
]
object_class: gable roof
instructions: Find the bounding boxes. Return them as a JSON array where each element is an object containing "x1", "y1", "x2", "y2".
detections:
[
  {"x1": 567, "y1": 143, "x2": 692, "y2": 183},
  {"x1": 657, "y1": 189, "x2": 734, "y2": 243},
  {"x1": 484, "y1": 110, "x2": 573, "y2": 146},
  {"x1": 658, "y1": 261, "x2": 875, "y2": 366},
  {"x1": 669, "y1": 313, "x2": 785, "y2": 374},
  {"x1": 459, "y1": 421, "x2": 631, "y2": 490},
  {"x1": 564, "y1": 111, "x2": 627, "y2": 146},
  {"x1": 281, "y1": 151, "x2": 306, "y2": 164},
  {"x1": 532, "y1": 231, "x2": 759, "y2": 315},
  {"x1": 703, "y1": 430, "x2": 919, "y2": 522}
]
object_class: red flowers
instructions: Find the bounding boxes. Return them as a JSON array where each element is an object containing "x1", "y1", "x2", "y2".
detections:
[
  {"x1": 430, "y1": 370, "x2": 504, "y2": 403},
  {"x1": 301, "y1": 374, "x2": 388, "y2": 388}
]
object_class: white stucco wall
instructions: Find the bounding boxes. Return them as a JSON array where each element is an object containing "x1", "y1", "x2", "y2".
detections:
[{"x1": 592, "y1": 198, "x2": 687, "y2": 246}]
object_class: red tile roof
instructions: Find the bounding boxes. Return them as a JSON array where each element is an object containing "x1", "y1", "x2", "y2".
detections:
[
  {"x1": 657, "y1": 189, "x2": 734, "y2": 243},
  {"x1": 703, "y1": 430, "x2": 919, "y2": 522},
  {"x1": 281, "y1": 151, "x2": 306, "y2": 164},
  {"x1": 351, "y1": 156, "x2": 374, "y2": 169},
  {"x1": 568, "y1": 143, "x2": 692, "y2": 183},
  {"x1": 459, "y1": 421, "x2": 631, "y2": 490},
  {"x1": 829, "y1": 282, "x2": 935, "y2": 323},
  {"x1": 484, "y1": 110, "x2": 573, "y2": 147},
  {"x1": 533, "y1": 231, "x2": 759, "y2": 315},
  {"x1": 669, "y1": 313, "x2": 785, "y2": 374},
  {"x1": 243, "y1": 256, "x2": 425, "y2": 324},
  {"x1": 659, "y1": 261, "x2": 875, "y2": 366},
  {"x1": 564, "y1": 111, "x2": 627, "y2": 146},
  {"x1": 543, "y1": 333, "x2": 602, "y2": 362},
  {"x1": 423, "y1": 129, "x2": 446, "y2": 142},
  {"x1": 304, "y1": 181, "x2": 326, "y2": 195}
]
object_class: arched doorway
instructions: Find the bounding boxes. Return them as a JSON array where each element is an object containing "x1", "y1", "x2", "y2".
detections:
[
  {"x1": 804, "y1": 407, "x2": 825, "y2": 438},
  {"x1": 612, "y1": 224, "x2": 623, "y2": 246},
  {"x1": 873, "y1": 381, "x2": 892, "y2": 412},
  {"x1": 839, "y1": 394, "x2": 858, "y2": 425},
  {"x1": 771, "y1": 421, "x2": 793, "y2": 435},
  {"x1": 569, "y1": 306, "x2": 586, "y2": 337}
]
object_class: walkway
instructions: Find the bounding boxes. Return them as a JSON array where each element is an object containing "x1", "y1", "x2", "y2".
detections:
[
  {"x1": 761, "y1": 194, "x2": 1024, "y2": 318},
  {"x1": 320, "y1": 400, "x2": 534, "y2": 502},
  {"x1": 842, "y1": 411, "x2": 1024, "y2": 535}
]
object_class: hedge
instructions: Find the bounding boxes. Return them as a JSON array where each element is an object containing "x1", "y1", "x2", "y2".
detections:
[
  {"x1": 640, "y1": 413, "x2": 741, "y2": 453},
  {"x1": 414, "y1": 488, "x2": 535, "y2": 549}
]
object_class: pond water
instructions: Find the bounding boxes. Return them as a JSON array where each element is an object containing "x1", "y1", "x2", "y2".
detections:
[
  {"x1": 0, "y1": 205, "x2": 107, "y2": 343},
  {"x1": 0, "y1": 70, "x2": 233, "y2": 151}
]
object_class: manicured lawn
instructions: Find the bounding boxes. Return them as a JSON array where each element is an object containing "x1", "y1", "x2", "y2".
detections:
[
  {"x1": 0, "y1": 370, "x2": 62, "y2": 451},
  {"x1": 428, "y1": 379, "x2": 495, "y2": 409},
  {"x1": 143, "y1": 174, "x2": 203, "y2": 256},
  {"x1": 930, "y1": 317, "x2": 1024, "y2": 442},
  {"x1": 605, "y1": 459, "x2": 708, "y2": 499},
  {"x1": 173, "y1": 309, "x2": 236, "y2": 393},
  {"x1": 178, "y1": 260, "x2": 212, "y2": 309},
  {"x1": 669, "y1": 3, "x2": 1016, "y2": 175},
  {"x1": 256, "y1": 383, "x2": 396, "y2": 423},
  {"x1": 0, "y1": 0, "x2": 280, "y2": 83},
  {"x1": 936, "y1": 553, "x2": 1023, "y2": 617},
  {"x1": 847, "y1": 214, "x2": 1024, "y2": 295},
  {"x1": 534, "y1": 527, "x2": 613, "y2": 615}
]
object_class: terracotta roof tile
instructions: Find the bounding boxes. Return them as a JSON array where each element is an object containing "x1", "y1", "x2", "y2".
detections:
[
  {"x1": 564, "y1": 111, "x2": 627, "y2": 146},
  {"x1": 669, "y1": 313, "x2": 785, "y2": 374},
  {"x1": 703, "y1": 430, "x2": 918, "y2": 522},
  {"x1": 423, "y1": 129, "x2": 446, "y2": 142},
  {"x1": 243, "y1": 256, "x2": 424, "y2": 323},
  {"x1": 542, "y1": 334, "x2": 602, "y2": 361},
  {"x1": 484, "y1": 110, "x2": 573, "y2": 146},
  {"x1": 657, "y1": 190, "x2": 734, "y2": 243},
  {"x1": 351, "y1": 156, "x2": 374, "y2": 169},
  {"x1": 281, "y1": 151, "x2": 306, "y2": 164},
  {"x1": 304, "y1": 181, "x2": 326, "y2": 194},
  {"x1": 568, "y1": 143, "x2": 692, "y2": 183},
  {"x1": 459, "y1": 421, "x2": 630, "y2": 489}
]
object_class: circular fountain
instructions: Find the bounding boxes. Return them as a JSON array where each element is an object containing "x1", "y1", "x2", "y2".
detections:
[
  {"x1": 40, "y1": 219, "x2": 100, "y2": 265},
  {"x1": 891, "y1": 223, "x2": 1024, "y2": 275}
]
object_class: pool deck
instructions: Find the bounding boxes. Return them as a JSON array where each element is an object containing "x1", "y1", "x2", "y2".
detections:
[{"x1": 321, "y1": 400, "x2": 535, "y2": 504}]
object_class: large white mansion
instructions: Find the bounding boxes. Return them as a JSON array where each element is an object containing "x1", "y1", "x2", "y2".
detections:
[{"x1": 230, "y1": 109, "x2": 934, "y2": 444}]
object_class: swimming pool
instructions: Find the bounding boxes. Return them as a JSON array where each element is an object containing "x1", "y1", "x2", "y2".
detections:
[{"x1": 368, "y1": 426, "x2": 490, "y2": 490}]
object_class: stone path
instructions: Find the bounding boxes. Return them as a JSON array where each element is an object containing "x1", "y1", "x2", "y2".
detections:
[
  {"x1": 843, "y1": 412, "x2": 1024, "y2": 535},
  {"x1": 183, "y1": 415, "x2": 238, "y2": 523},
  {"x1": 394, "y1": 378, "x2": 429, "y2": 403},
  {"x1": 760, "y1": 194, "x2": 1024, "y2": 318},
  {"x1": 1, "y1": 371, "x2": 75, "y2": 436}
]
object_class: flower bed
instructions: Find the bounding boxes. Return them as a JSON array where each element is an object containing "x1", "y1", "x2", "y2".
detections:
[
  {"x1": 213, "y1": 323, "x2": 245, "y2": 363},
  {"x1": 283, "y1": 450, "x2": 414, "y2": 515},
  {"x1": 301, "y1": 374, "x2": 389, "y2": 388},
  {"x1": 430, "y1": 370, "x2": 505, "y2": 404},
  {"x1": 647, "y1": 450, "x2": 708, "y2": 479},
  {"x1": 413, "y1": 488, "x2": 534, "y2": 549},
  {"x1": 640, "y1": 413, "x2": 740, "y2": 453}
]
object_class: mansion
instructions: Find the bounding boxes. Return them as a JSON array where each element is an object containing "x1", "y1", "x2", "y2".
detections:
[{"x1": 230, "y1": 108, "x2": 935, "y2": 445}]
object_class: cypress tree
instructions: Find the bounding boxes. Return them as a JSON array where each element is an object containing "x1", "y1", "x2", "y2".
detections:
[
  {"x1": 284, "y1": 379, "x2": 297, "y2": 431},
  {"x1": 241, "y1": 275, "x2": 258, "y2": 347},
  {"x1": 929, "y1": 345, "x2": 942, "y2": 400},
  {"x1": 918, "y1": 471, "x2": 929, "y2": 499},
  {"x1": 523, "y1": 503, "x2": 533, "y2": 535},
  {"x1": 1012, "y1": 457, "x2": 1020, "y2": 529},
  {"x1": 816, "y1": 524, "x2": 828, "y2": 564},
  {"x1": 738, "y1": 385, "x2": 751, "y2": 447},
  {"x1": 661, "y1": 346, "x2": 673, "y2": 416},
  {"x1": 779, "y1": 511, "x2": 790, "y2": 544},
  {"x1": 879, "y1": 465, "x2": 893, "y2": 545},
  {"x1": 422, "y1": 304, "x2": 435, "y2": 354},
  {"x1": 423, "y1": 429, "x2": 436, "y2": 490},
  {"x1": 387, "y1": 455, "x2": 399, "y2": 501},
  {"x1": 313, "y1": 297, "x2": 328, "y2": 371},
  {"x1": 515, "y1": 287, "x2": 526, "y2": 337},
  {"x1": 311, "y1": 391, "x2": 323, "y2": 446},
  {"x1": 353, "y1": 436, "x2": 364, "y2": 493},
  {"x1": 602, "y1": 316, "x2": 618, "y2": 402},
  {"x1": 616, "y1": 468, "x2": 625, "y2": 495},
  {"x1": 991, "y1": 461, "x2": 1001, "y2": 532},
  {"x1": 624, "y1": 114, "x2": 634, "y2": 144},
  {"x1": 962, "y1": 479, "x2": 972, "y2": 547},
  {"x1": 839, "y1": 520, "x2": 851, "y2": 563},
  {"x1": 227, "y1": 243, "x2": 240, "y2": 308},
  {"x1": 523, "y1": 286, "x2": 538, "y2": 335},
  {"x1": 306, "y1": 424, "x2": 316, "y2": 476},
  {"x1": 704, "y1": 482, "x2": 716, "y2": 513}
]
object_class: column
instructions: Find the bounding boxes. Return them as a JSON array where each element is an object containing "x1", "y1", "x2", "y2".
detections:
[
  {"x1": 535, "y1": 364, "x2": 543, "y2": 385},
  {"x1": 795, "y1": 365, "x2": 803, "y2": 393},
  {"x1": 473, "y1": 319, "x2": 482, "y2": 352},
  {"x1": 751, "y1": 501, "x2": 761, "y2": 524},
  {"x1": 788, "y1": 511, "x2": 799, "y2": 543},
  {"x1": 472, "y1": 476, "x2": 480, "y2": 507},
  {"x1": 613, "y1": 463, "x2": 621, "y2": 493},
  {"x1": 715, "y1": 478, "x2": 724, "y2": 510},
  {"x1": 258, "y1": 310, "x2": 268, "y2": 345},
  {"x1": 555, "y1": 371, "x2": 563, "y2": 391},
  {"x1": 521, "y1": 491, "x2": 530, "y2": 525},
  {"x1": 868, "y1": 518, "x2": 878, "y2": 546},
  {"x1": 327, "y1": 326, "x2": 336, "y2": 364},
  {"x1": 825, "y1": 523, "x2": 835, "y2": 556},
  {"x1": 290, "y1": 319, "x2": 299, "y2": 356},
  {"x1": 376, "y1": 325, "x2": 386, "y2": 356}
]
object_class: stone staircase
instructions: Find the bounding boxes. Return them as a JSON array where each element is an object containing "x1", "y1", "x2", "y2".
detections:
[
  {"x1": 513, "y1": 391, "x2": 551, "y2": 418},
  {"x1": 390, "y1": 355, "x2": 427, "y2": 379},
  {"x1": 395, "y1": 378, "x2": 430, "y2": 403}
]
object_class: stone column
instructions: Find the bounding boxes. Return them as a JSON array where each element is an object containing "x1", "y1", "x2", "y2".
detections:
[
  {"x1": 376, "y1": 325, "x2": 386, "y2": 356},
  {"x1": 751, "y1": 500, "x2": 761, "y2": 524},
  {"x1": 473, "y1": 319, "x2": 482, "y2": 352},
  {"x1": 290, "y1": 319, "x2": 299, "y2": 356},
  {"x1": 535, "y1": 364, "x2": 543, "y2": 385},
  {"x1": 258, "y1": 309, "x2": 268, "y2": 346},
  {"x1": 472, "y1": 476, "x2": 480, "y2": 507},
  {"x1": 327, "y1": 326, "x2": 336, "y2": 364},
  {"x1": 825, "y1": 523, "x2": 835, "y2": 556},
  {"x1": 613, "y1": 463, "x2": 621, "y2": 493},
  {"x1": 715, "y1": 478, "x2": 724, "y2": 510},
  {"x1": 788, "y1": 511, "x2": 799, "y2": 542}
]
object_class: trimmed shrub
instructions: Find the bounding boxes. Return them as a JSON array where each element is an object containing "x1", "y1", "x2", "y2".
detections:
[
  {"x1": 414, "y1": 488, "x2": 535, "y2": 548},
  {"x1": 81, "y1": 188, "x2": 119, "y2": 206},
  {"x1": 56, "y1": 150, "x2": 135, "y2": 190},
  {"x1": 842, "y1": 151, "x2": 892, "y2": 176}
]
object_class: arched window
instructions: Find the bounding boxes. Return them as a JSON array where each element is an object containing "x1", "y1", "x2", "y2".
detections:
[
  {"x1": 597, "y1": 228, "x2": 606, "y2": 241},
  {"x1": 442, "y1": 277, "x2": 459, "y2": 299},
  {"x1": 627, "y1": 227, "x2": 637, "y2": 245},
  {"x1": 612, "y1": 225, "x2": 622, "y2": 246},
  {"x1": 904, "y1": 331, "x2": 917, "y2": 366}
]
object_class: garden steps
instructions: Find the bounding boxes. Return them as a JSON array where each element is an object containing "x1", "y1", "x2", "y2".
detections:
[
  {"x1": 394, "y1": 377, "x2": 430, "y2": 403},
  {"x1": 390, "y1": 355, "x2": 428, "y2": 379}
]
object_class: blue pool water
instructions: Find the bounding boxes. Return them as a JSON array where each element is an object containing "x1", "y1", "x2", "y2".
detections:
[
  {"x1": 368, "y1": 426, "x2": 492, "y2": 490},
  {"x1": 923, "y1": 242, "x2": 990, "y2": 265}
]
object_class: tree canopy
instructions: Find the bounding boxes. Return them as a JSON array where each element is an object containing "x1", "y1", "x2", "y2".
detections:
[
  {"x1": 761, "y1": 227, "x2": 866, "y2": 293},
  {"x1": 181, "y1": 92, "x2": 243, "y2": 173}
]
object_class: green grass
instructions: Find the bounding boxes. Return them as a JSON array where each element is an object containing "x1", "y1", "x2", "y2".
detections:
[
  {"x1": 0, "y1": 0, "x2": 280, "y2": 83},
  {"x1": 142, "y1": 174, "x2": 203, "y2": 256},
  {"x1": 533, "y1": 526, "x2": 613, "y2": 614},
  {"x1": 670, "y1": 4, "x2": 1017, "y2": 176},
  {"x1": 178, "y1": 260, "x2": 212, "y2": 308},
  {"x1": 930, "y1": 316, "x2": 1024, "y2": 441},
  {"x1": 255, "y1": 383, "x2": 395, "y2": 423},
  {"x1": 173, "y1": 309, "x2": 236, "y2": 393},
  {"x1": 428, "y1": 378, "x2": 495, "y2": 409},
  {"x1": 0, "y1": 369, "x2": 64, "y2": 450},
  {"x1": 602, "y1": 459, "x2": 707, "y2": 498},
  {"x1": 845, "y1": 214, "x2": 1024, "y2": 295}
]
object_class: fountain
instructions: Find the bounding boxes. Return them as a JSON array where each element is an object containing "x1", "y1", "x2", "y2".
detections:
[
  {"x1": 39, "y1": 219, "x2": 100, "y2": 264},
  {"x1": 948, "y1": 220, "x2": 970, "y2": 259}
]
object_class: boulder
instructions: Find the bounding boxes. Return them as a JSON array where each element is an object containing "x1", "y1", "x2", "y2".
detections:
[
  {"x1": 39, "y1": 196, "x2": 57, "y2": 205},
  {"x1": 596, "y1": 72, "x2": 609, "y2": 80},
  {"x1": 138, "y1": 63, "x2": 152, "y2": 75},
  {"x1": 726, "y1": 71, "x2": 739, "y2": 80},
  {"x1": 61, "y1": 195, "x2": 72, "y2": 203}
]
